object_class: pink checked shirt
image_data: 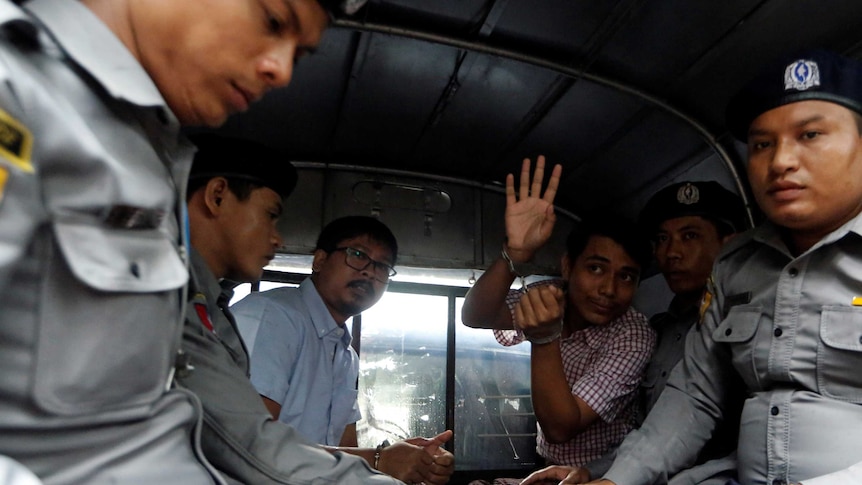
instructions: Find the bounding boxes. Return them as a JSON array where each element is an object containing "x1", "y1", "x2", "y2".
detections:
[{"x1": 494, "y1": 280, "x2": 655, "y2": 467}]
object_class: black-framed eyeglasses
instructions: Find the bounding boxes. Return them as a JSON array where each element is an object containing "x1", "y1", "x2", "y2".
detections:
[{"x1": 334, "y1": 247, "x2": 397, "y2": 282}]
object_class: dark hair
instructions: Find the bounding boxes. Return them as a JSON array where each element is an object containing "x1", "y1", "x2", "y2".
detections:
[
  {"x1": 565, "y1": 216, "x2": 651, "y2": 273},
  {"x1": 186, "y1": 177, "x2": 259, "y2": 202},
  {"x1": 316, "y1": 216, "x2": 399, "y2": 264}
]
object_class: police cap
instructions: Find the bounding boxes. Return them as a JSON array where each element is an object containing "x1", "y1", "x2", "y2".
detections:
[
  {"x1": 726, "y1": 49, "x2": 862, "y2": 140},
  {"x1": 188, "y1": 134, "x2": 297, "y2": 199},
  {"x1": 639, "y1": 181, "x2": 746, "y2": 236}
]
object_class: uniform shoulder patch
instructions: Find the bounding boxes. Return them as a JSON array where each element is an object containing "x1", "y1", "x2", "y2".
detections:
[
  {"x1": 698, "y1": 275, "x2": 715, "y2": 324},
  {"x1": 0, "y1": 165, "x2": 8, "y2": 203},
  {"x1": 0, "y1": 107, "x2": 32, "y2": 173}
]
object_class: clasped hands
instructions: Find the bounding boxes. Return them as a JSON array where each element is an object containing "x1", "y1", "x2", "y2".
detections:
[
  {"x1": 514, "y1": 284, "x2": 566, "y2": 343},
  {"x1": 378, "y1": 430, "x2": 454, "y2": 485}
]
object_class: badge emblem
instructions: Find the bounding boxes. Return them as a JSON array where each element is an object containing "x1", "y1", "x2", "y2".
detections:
[
  {"x1": 0, "y1": 165, "x2": 8, "y2": 204},
  {"x1": 784, "y1": 59, "x2": 820, "y2": 91},
  {"x1": 676, "y1": 183, "x2": 700, "y2": 205},
  {"x1": 0, "y1": 108, "x2": 33, "y2": 173}
]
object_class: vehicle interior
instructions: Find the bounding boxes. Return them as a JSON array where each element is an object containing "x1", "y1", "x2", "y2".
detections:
[{"x1": 202, "y1": 1, "x2": 862, "y2": 482}]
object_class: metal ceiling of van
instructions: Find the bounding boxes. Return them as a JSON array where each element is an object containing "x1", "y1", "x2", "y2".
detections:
[{"x1": 211, "y1": 0, "x2": 862, "y2": 225}]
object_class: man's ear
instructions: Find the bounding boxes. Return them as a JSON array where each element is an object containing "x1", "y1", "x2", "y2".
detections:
[
  {"x1": 311, "y1": 248, "x2": 328, "y2": 273},
  {"x1": 720, "y1": 232, "x2": 738, "y2": 245},
  {"x1": 204, "y1": 177, "x2": 230, "y2": 214}
]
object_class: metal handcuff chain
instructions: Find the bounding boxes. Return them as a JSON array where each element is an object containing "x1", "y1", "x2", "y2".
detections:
[{"x1": 502, "y1": 245, "x2": 562, "y2": 345}]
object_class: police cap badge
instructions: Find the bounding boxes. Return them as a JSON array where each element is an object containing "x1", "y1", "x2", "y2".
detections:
[
  {"x1": 638, "y1": 181, "x2": 747, "y2": 237},
  {"x1": 726, "y1": 49, "x2": 862, "y2": 140}
]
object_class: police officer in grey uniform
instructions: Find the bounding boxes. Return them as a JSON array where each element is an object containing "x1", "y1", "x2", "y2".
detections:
[
  {"x1": 179, "y1": 135, "x2": 454, "y2": 485},
  {"x1": 0, "y1": 0, "x2": 338, "y2": 483},
  {"x1": 593, "y1": 49, "x2": 862, "y2": 485}
]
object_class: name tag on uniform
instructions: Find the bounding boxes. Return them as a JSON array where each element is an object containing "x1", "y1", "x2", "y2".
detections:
[
  {"x1": 726, "y1": 292, "x2": 751, "y2": 307},
  {"x1": 721, "y1": 292, "x2": 752, "y2": 320}
]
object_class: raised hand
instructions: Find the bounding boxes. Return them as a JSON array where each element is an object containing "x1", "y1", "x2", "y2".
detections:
[{"x1": 504, "y1": 156, "x2": 563, "y2": 263}]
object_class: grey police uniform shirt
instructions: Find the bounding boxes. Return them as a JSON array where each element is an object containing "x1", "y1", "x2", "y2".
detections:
[
  {"x1": 178, "y1": 249, "x2": 402, "y2": 485},
  {"x1": 584, "y1": 298, "x2": 737, "y2": 485},
  {"x1": 604, "y1": 213, "x2": 862, "y2": 485},
  {"x1": 0, "y1": 1, "x2": 221, "y2": 484}
]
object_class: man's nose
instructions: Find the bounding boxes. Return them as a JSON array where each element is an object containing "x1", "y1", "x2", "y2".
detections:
[
  {"x1": 769, "y1": 138, "x2": 801, "y2": 174},
  {"x1": 259, "y1": 43, "x2": 296, "y2": 89}
]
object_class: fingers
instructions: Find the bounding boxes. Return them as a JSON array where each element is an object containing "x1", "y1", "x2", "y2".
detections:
[
  {"x1": 510, "y1": 156, "x2": 560, "y2": 203},
  {"x1": 519, "y1": 158, "x2": 532, "y2": 201},
  {"x1": 429, "y1": 429, "x2": 453, "y2": 445},
  {"x1": 505, "y1": 173, "x2": 516, "y2": 207},
  {"x1": 520, "y1": 465, "x2": 573, "y2": 484},
  {"x1": 404, "y1": 430, "x2": 454, "y2": 456},
  {"x1": 530, "y1": 155, "x2": 546, "y2": 202},
  {"x1": 420, "y1": 452, "x2": 455, "y2": 485},
  {"x1": 543, "y1": 162, "x2": 562, "y2": 204},
  {"x1": 516, "y1": 286, "x2": 564, "y2": 327}
]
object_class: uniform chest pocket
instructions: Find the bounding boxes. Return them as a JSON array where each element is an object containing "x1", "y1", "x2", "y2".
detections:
[
  {"x1": 818, "y1": 306, "x2": 862, "y2": 403},
  {"x1": 54, "y1": 221, "x2": 187, "y2": 292},
  {"x1": 32, "y1": 221, "x2": 188, "y2": 414},
  {"x1": 713, "y1": 306, "x2": 761, "y2": 343},
  {"x1": 713, "y1": 305, "x2": 762, "y2": 389}
]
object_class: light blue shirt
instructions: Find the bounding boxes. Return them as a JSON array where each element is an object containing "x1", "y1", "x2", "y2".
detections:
[{"x1": 232, "y1": 278, "x2": 362, "y2": 446}]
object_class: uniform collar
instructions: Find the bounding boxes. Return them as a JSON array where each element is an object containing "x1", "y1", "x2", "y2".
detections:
[
  {"x1": 752, "y1": 209, "x2": 862, "y2": 257},
  {"x1": 666, "y1": 294, "x2": 700, "y2": 320},
  {"x1": 24, "y1": 0, "x2": 167, "y2": 108},
  {"x1": 188, "y1": 248, "x2": 223, "y2": 305}
]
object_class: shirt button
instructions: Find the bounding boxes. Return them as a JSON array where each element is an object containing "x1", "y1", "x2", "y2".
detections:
[
  {"x1": 774, "y1": 328, "x2": 783, "y2": 337},
  {"x1": 770, "y1": 406, "x2": 779, "y2": 416},
  {"x1": 675, "y1": 333, "x2": 682, "y2": 341},
  {"x1": 725, "y1": 328, "x2": 732, "y2": 336},
  {"x1": 661, "y1": 371, "x2": 667, "y2": 377},
  {"x1": 129, "y1": 262, "x2": 140, "y2": 278},
  {"x1": 788, "y1": 268, "x2": 798, "y2": 277}
]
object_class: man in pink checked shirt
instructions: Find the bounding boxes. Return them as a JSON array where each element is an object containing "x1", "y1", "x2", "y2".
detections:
[{"x1": 461, "y1": 157, "x2": 655, "y2": 483}]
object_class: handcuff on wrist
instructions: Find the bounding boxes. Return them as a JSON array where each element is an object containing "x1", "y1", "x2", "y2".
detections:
[
  {"x1": 501, "y1": 244, "x2": 529, "y2": 291},
  {"x1": 373, "y1": 439, "x2": 390, "y2": 470},
  {"x1": 523, "y1": 320, "x2": 563, "y2": 345}
]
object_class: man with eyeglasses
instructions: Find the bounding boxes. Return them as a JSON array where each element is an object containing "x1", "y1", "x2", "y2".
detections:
[{"x1": 232, "y1": 215, "x2": 454, "y2": 484}]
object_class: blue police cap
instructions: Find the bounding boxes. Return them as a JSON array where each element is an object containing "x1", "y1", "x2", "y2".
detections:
[
  {"x1": 639, "y1": 181, "x2": 746, "y2": 236},
  {"x1": 726, "y1": 49, "x2": 862, "y2": 140},
  {"x1": 188, "y1": 134, "x2": 297, "y2": 199}
]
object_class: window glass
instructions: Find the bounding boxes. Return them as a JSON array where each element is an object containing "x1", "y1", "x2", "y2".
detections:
[
  {"x1": 356, "y1": 291, "x2": 448, "y2": 448},
  {"x1": 454, "y1": 298, "x2": 539, "y2": 471}
]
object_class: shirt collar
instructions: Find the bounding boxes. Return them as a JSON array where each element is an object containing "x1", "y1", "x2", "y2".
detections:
[
  {"x1": 752, "y1": 209, "x2": 862, "y2": 257},
  {"x1": 24, "y1": 0, "x2": 167, "y2": 107},
  {"x1": 300, "y1": 278, "x2": 353, "y2": 344}
]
